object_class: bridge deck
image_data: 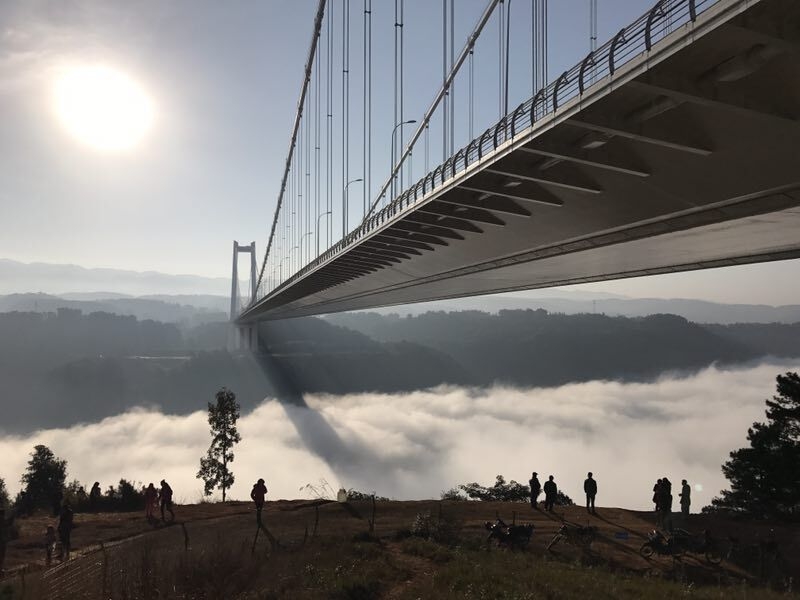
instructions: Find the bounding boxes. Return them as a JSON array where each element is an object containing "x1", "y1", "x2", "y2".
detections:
[{"x1": 242, "y1": 0, "x2": 800, "y2": 322}]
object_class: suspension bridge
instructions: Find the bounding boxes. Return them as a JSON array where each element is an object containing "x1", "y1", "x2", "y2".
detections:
[{"x1": 231, "y1": 0, "x2": 800, "y2": 342}]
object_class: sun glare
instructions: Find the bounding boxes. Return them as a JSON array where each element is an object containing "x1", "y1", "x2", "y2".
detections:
[{"x1": 53, "y1": 65, "x2": 155, "y2": 152}]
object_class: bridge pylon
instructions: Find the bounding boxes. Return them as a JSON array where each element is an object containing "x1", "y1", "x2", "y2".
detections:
[{"x1": 229, "y1": 240, "x2": 259, "y2": 352}]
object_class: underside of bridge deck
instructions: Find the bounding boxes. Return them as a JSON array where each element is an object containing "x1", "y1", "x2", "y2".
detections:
[{"x1": 241, "y1": 0, "x2": 800, "y2": 322}]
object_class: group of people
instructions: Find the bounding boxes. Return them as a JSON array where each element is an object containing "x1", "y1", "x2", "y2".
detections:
[
  {"x1": 144, "y1": 480, "x2": 175, "y2": 523},
  {"x1": 652, "y1": 477, "x2": 692, "y2": 530},
  {"x1": 528, "y1": 472, "x2": 599, "y2": 514}
]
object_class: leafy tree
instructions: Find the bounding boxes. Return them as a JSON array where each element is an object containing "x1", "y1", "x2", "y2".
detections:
[
  {"x1": 459, "y1": 475, "x2": 531, "y2": 502},
  {"x1": 0, "y1": 477, "x2": 9, "y2": 509},
  {"x1": 710, "y1": 372, "x2": 800, "y2": 517},
  {"x1": 19, "y1": 445, "x2": 67, "y2": 512},
  {"x1": 197, "y1": 388, "x2": 241, "y2": 501}
]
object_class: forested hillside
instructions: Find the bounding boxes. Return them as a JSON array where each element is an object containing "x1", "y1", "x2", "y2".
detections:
[{"x1": 1, "y1": 307, "x2": 798, "y2": 433}]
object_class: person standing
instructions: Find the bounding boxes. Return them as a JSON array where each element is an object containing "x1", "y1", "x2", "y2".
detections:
[
  {"x1": 584, "y1": 472, "x2": 597, "y2": 514},
  {"x1": 89, "y1": 482, "x2": 102, "y2": 512},
  {"x1": 543, "y1": 475, "x2": 557, "y2": 512},
  {"x1": 159, "y1": 480, "x2": 175, "y2": 522},
  {"x1": 652, "y1": 479, "x2": 662, "y2": 513},
  {"x1": 251, "y1": 478, "x2": 269, "y2": 526},
  {"x1": 57, "y1": 502, "x2": 74, "y2": 560},
  {"x1": 660, "y1": 477, "x2": 673, "y2": 531},
  {"x1": 529, "y1": 472, "x2": 541, "y2": 509},
  {"x1": 679, "y1": 479, "x2": 691, "y2": 516},
  {"x1": 0, "y1": 509, "x2": 15, "y2": 574},
  {"x1": 144, "y1": 483, "x2": 158, "y2": 521}
]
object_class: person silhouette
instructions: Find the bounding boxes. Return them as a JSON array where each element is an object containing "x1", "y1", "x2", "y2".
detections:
[
  {"x1": 57, "y1": 502, "x2": 74, "y2": 560},
  {"x1": 251, "y1": 478, "x2": 268, "y2": 526},
  {"x1": 584, "y1": 472, "x2": 597, "y2": 514},
  {"x1": 144, "y1": 483, "x2": 158, "y2": 521},
  {"x1": 679, "y1": 479, "x2": 691, "y2": 516},
  {"x1": 529, "y1": 472, "x2": 542, "y2": 509},
  {"x1": 159, "y1": 480, "x2": 175, "y2": 522},
  {"x1": 89, "y1": 482, "x2": 102, "y2": 512},
  {"x1": 543, "y1": 475, "x2": 557, "y2": 512}
]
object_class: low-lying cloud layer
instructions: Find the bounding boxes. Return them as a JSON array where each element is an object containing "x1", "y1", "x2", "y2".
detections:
[{"x1": 1, "y1": 361, "x2": 796, "y2": 510}]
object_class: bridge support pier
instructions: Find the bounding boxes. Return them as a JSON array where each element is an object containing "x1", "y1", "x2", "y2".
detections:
[{"x1": 229, "y1": 324, "x2": 259, "y2": 352}]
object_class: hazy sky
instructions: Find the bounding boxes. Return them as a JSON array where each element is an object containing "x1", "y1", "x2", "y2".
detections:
[{"x1": 0, "y1": 0, "x2": 797, "y2": 303}]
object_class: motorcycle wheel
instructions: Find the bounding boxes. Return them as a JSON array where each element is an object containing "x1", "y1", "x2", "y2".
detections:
[
  {"x1": 705, "y1": 549, "x2": 722, "y2": 565},
  {"x1": 640, "y1": 543, "x2": 655, "y2": 558}
]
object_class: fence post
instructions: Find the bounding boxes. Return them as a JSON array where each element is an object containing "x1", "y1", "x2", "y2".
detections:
[
  {"x1": 100, "y1": 542, "x2": 108, "y2": 599},
  {"x1": 313, "y1": 505, "x2": 319, "y2": 538},
  {"x1": 369, "y1": 495, "x2": 376, "y2": 533},
  {"x1": 181, "y1": 523, "x2": 189, "y2": 551}
]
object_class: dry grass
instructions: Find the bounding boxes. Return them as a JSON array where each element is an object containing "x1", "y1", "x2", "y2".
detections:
[{"x1": 1, "y1": 500, "x2": 796, "y2": 598}]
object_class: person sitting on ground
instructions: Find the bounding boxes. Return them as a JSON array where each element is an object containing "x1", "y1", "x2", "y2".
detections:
[
  {"x1": 679, "y1": 479, "x2": 691, "y2": 516},
  {"x1": 250, "y1": 478, "x2": 269, "y2": 526},
  {"x1": 159, "y1": 480, "x2": 175, "y2": 522},
  {"x1": 45, "y1": 525, "x2": 57, "y2": 565},
  {"x1": 543, "y1": 475, "x2": 558, "y2": 512},
  {"x1": 584, "y1": 472, "x2": 597, "y2": 514},
  {"x1": 89, "y1": 482, "x2": 102, "y2": 512},
  {"x1": 529, "y1": 472, "x2": 542, "y2": 509},
  {"x1": 144, "y1": 483, "x2": 158, "y2": 521},
  {"x1": 57, "y1": 502, "x2": 74, "y2": 561}
]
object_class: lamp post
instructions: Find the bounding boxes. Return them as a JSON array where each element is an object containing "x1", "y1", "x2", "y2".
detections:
[
  {"x1": 317, "y1": 210, "x2": 332, "y2": 256},
  {"x1": 342, "y1": 177, "x2": 364, "y2": 238},
  {"x1": 391, "y1": 119, "x2": 417, "y2": 200}
]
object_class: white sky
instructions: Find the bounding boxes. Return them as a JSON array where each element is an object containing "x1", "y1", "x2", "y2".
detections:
[{"x1": 0, "y1": 1, "x2": 797, "y2": 304}]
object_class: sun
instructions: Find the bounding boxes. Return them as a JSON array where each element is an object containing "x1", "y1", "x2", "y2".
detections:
[{"x1": 53, "y1": 65, "x2": 155, "y2": 152}]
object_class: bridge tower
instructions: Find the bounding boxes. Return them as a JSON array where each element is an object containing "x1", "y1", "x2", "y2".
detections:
[{"x1": 229, "y1": 240, "x2": 258, "y2": 351}]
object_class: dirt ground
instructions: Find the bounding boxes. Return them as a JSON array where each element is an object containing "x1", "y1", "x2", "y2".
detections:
[{"x1": 3, "y1": 499, "x2": 798, "y2": 589}]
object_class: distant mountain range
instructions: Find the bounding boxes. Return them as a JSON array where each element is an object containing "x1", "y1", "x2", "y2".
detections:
[
  {"x1": 0, "y1": 258, "x2": 229, "y2": 296},
  {"x1": 0, "y1": 293, "x2": 227, "y2": 325},
  {"x1": 3, "y1": 258, "x2": 800, "y2": 324},
  {"x1": 376, "y1": 295, "x2": 800, "y2": 324}
]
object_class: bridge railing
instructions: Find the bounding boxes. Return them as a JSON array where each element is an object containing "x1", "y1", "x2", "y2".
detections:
[{"x1": 252, "y1": 0, "x2": 720, "y2": 308}]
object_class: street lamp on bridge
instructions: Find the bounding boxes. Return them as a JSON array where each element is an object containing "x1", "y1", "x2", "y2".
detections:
[
  {"x1": 391, "y1": 119, "x2": 417, "y2": 201},
  {"x1": 343, "y1": 177, "x2": 363, "y2": 238},
  {"x1": 317, "y1": 210, "x2": 332, "y2": 256}
]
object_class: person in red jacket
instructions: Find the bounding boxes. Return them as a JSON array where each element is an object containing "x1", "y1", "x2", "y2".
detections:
[{"x1": 251, "y1": 478, "x2": 268, "y2": 526}]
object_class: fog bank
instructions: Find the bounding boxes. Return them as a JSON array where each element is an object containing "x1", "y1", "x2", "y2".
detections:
[{"x1": 1, "y1": 361, "x2": 795, "y2": 510}]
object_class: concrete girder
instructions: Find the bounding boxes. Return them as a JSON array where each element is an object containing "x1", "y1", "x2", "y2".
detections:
[
  {"x1": 630, "y1": 76, "x2": 799, "y2": 124},
  {"x1": 433, "y1": 190, "x2": 532, "y2": 217},
  {"x1": 361, "y1": 241, "x2": 423, "y2": 256},
  {"x1": 389, "y1": 221, "x2": 465, "y2": 241},
  {"x1": 372, "y1": 234, "x2": 437, "y2": 252},
  {"x1": 519, "y1": 143, "x2": 650, "y2": 178},
  {"x1": 458, "y1": 183, "x2": 564, "y2": 208},
  {"x1": 401, "y1": 211, "x2": 486, "y2": 234},
  {"x1": 416, "y1": 202, "x2": 507, "y2": 227},
  {"x1": 565, "y1": 118, "x2": 713, "y2": 156}
]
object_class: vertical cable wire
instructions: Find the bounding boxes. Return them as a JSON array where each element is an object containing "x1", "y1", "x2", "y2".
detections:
[
  {"x1": 366, "y1": 0, "x2": 372, "y2": 217},
  {"x1": 498, "y1": 0, "x2": 503, "y2": 119},
  {"x1": 442, "y1": 0, "x2": 447, "y2": 162},
  {"x1": 399, "y1": 0, "x2": 405, "y2": 191},
  {"x1": 469, "y1": 48, "x2": 474, "y2": 139},
  {"x1": 315, "y1": 28, "x2": 321, "y2": 259},
  {"x1": 504, "y1": 0, "x2": 512, "y2": 118},
  {"x1": 362, "y1": 0, "x2": 369, "y2": 218},
  {"x1": 449, "y1": 0, "x2": 454, "y2": 156},
  {"x1": 341, "y1": 0, "x2": 349, "y2": 237},
  {"x1": 326, "y1": 3, "x2": 333, "y2": 250}
]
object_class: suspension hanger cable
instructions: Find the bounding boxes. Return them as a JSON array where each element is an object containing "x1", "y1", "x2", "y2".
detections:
[
  {"x1": 363, "y1": 0, "x2": 502, "y2": 222},
  {"x1": 255, "y1": 0, "x2": 326, "y2": 293}
]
